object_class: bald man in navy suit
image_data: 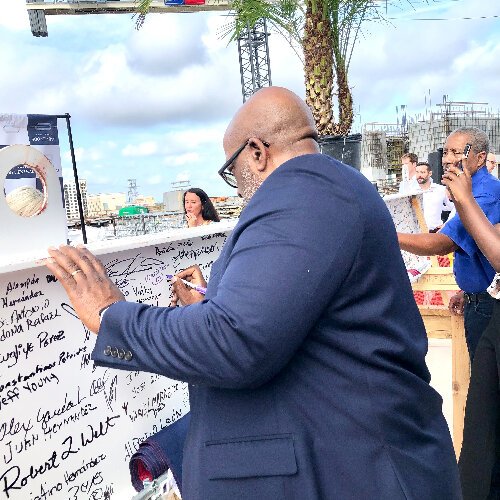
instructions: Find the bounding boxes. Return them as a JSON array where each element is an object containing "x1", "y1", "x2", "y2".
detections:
[{"x1": 46, "y1": 87, "x2": 461, "y2": 500}]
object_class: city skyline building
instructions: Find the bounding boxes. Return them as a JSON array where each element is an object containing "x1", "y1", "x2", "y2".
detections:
[
  {"x1": 63, "y1": 179, "x2": 88, "y2": 220},
  {"x1": 87, "y1": 192, "x2": 127, "y2": 217},
  {"x1": 133, "y1": 194, "x2": 156, "y2": 207}
]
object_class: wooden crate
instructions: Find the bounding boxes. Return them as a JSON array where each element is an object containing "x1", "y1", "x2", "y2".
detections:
[{"x1": 413, "y1": 267, "x2": 469, "y2": 457}]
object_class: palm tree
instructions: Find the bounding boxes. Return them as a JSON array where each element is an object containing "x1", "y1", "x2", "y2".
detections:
[{"x1": 135, "y1": 0, "x2": 385, "y2": 136}]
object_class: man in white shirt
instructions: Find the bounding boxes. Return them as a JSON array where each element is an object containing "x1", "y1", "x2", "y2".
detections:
[
  {"x1": 415, "y1": 161, "x2": 454, "y2": 232},
  {"x1": 487, "y1": 152, "x2": 498, "y2": 178},
  {"x1": 398, "y1": 152, "x2": 419, "y2": 193}
]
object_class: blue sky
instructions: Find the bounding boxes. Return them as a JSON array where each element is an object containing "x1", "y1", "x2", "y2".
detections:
[{"x1": 1, "y1": 0, "x2": 499, "y2": 200}]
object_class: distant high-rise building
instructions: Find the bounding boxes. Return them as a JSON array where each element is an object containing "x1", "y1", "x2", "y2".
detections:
[
  {"x1": 87, "y1": 193, "x2": 127, "y2": 216},
  {"x1": 63, "y1": 179, "x2": 88, "y2": 220},
  {"x1": 133, "y1": 195, "x2": 156, "y2": 207},
  {"x1": 163, "y1": 190, "x2": 185, "y2": 212},
  {"x1": 163, "y1": 180, "x2": 190, "y2": 212}
]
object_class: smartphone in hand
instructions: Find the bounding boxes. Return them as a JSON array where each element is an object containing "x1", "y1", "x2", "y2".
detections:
[{"x1": 458, "y1": 143, "x2": 472, "y2": 171}]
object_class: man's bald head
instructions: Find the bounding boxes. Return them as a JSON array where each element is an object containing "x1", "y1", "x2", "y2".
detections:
[
  {"x1": 224, "y1": 87, "x2": 319, "y2": 156},
  {"x1": 221, "y1": 87, "x2": 320, "y2": 203}
]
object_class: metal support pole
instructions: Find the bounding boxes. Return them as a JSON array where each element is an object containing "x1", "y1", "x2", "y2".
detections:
[{"x1": 63, "y1": 113, "x2": 87, "y2": 244}]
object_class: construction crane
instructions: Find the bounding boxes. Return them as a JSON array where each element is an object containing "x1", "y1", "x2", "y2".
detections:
[
  {"x1": 126, "y1": 179, "x2": 139, "y2": 205},
  {"x1": 237, "y1": 18, "x2": 272, "y2": 102}
]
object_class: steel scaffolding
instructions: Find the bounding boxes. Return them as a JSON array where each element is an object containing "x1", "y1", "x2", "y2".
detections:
[{"x1": 237, "y1": 19, "x2": 272, "y2": 103}]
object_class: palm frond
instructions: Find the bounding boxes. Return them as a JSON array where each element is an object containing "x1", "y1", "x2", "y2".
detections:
[
  {"x1": 228, "y1": 0, "x2": 302, "y2": 43},
  {"x1": 133, "y1": 0, "x2": 154, "y2": 30}
]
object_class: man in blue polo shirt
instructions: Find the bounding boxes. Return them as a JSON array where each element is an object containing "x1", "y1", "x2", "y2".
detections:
[{"x1": 398, "y1": 127, "x2": 500, "y2": 361}]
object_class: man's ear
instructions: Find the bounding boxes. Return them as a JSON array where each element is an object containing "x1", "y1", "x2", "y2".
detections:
[
  {"x1": 476, "y1": 151, "x2": 487, "y2": 167},
  {"x1": 247, "y1": 137, "x2": 269, "y2": 173}
]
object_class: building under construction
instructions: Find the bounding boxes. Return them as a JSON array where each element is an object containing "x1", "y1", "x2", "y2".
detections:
[
  {"x1": 360, "y1": 98, "x2": 500, "y2": 193},
  {"x1": 408, "y1": 99, "x2": 500, "y2": 163}
]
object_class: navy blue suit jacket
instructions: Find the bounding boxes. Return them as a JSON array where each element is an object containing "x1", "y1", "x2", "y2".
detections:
[{"x1": 93, "y1": 154, "x2": 461, "y2": 499}]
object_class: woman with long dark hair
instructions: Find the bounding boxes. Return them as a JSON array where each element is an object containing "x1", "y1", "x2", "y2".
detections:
[{"x1": 183, "y1": 188, "x2": 220, "y2": 228}]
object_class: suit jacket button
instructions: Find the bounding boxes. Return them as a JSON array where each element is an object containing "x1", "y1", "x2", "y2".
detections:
[
  {"x1": 111, "y1": 347, "x2": 118, "y2": 358},
  {"x1": 124, "y1": 351, "x2": 133, "y2": 361},
  {"x1": 104, "y1": 346, "x2": 112, "y2": 356},
  {"x1": 118, "y1": 349, "x2": 125, "y2": 360}
]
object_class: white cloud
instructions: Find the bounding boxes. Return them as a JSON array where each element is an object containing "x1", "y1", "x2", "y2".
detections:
[
  {"x1": 0, "y1": 9, "x2": 241, "y2": 127},
  {"x1": 176, "y1": 171, "x2": 190, "y2": 182},
  {"x1": 64, "y1": 147, "x2": 85, "y2": 162},
  {"x1": 1, "y1": 0, "x2": 30, "y2": 30},
  {"x1": 63, "y1": 144, "x2": 106, "y2": 162},
  {"x1": 61, "y1": 166, "x2": 73, "y2": 181},
  {"x1": 267, "y1": 32, "x2": 304, "y2": 97},
  {"x1": 66, "y1": 29, "x2": 241, "y2": 126},
  {"x1": 170, "y1": 152, "x2": 200, "y2": 166},
  {"x1": 145, "y1": 174, "x2": 164, "y2": 185},
  {"x1": 88, "y1": 149, "x2": 103, "y2": 161},
  {"x1": 158, "y1": 124, "x2": 227, "y2": 155},
  {"x1": 122, "y1": 141, "x2": 159, "y2": 157},
  {"x1": 126, "y1": 14, "x2": 210, "y2": 76}
]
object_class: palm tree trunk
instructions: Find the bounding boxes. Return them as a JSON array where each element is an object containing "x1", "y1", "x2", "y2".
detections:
[
  {"x1": 303, "y1": 0, "x2": 335, "y2": 136},
  {"x1": 333, "y1": 63, "x2": 353, "y2": 136}
]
